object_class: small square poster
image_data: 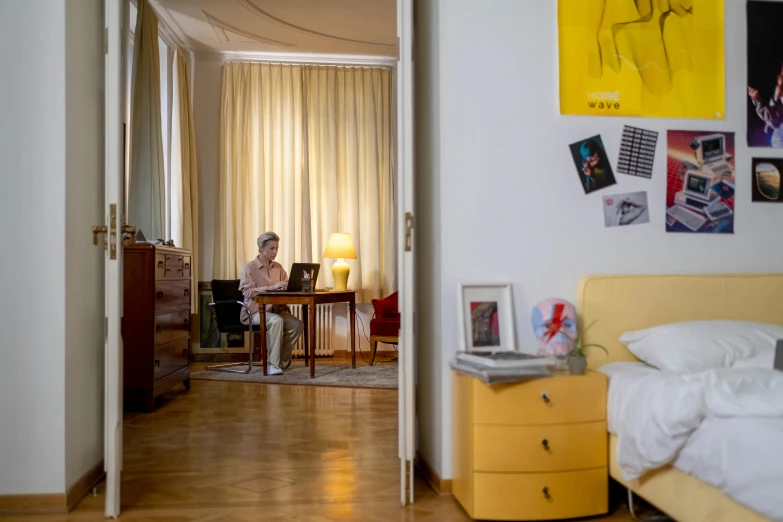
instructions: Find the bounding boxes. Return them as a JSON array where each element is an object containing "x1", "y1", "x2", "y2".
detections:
[{"x1": 569, "y1": 135, "x2": 617, "y2": 194}]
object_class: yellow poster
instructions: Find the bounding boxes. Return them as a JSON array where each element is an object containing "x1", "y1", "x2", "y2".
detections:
[{"x1": 558, "y1": 0, "x2": 725, "y2": 119}]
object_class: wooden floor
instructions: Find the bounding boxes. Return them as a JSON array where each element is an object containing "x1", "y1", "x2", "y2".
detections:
[{"x1": 3, "y1": 355, "x2": 635, "y2": 521}]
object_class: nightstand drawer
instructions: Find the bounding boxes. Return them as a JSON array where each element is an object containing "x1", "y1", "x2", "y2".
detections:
[
  {"x1": 474, "y1": 422, "x2": 607, "y2": 473},
  {"x1": 473, "y1": 468, "x2": 608, "y2": 521},
  {"x1": 472, "y1": 372, "x2": 606, "y2": 425}
]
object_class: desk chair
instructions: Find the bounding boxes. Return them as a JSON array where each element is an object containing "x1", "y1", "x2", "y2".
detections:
[
  {"x1": 206, "y1": 279, "x2": 265, "y2": 374},
  {"x1": 369, "y1": 291, "x2": 400, "y2": 366}
]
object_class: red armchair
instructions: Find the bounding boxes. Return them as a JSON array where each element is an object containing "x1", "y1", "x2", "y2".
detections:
[{"x1": 369, "y1": 291, "x2": 399, "y2": 366}]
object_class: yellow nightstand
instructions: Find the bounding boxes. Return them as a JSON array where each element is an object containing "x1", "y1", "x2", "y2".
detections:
[{"x1": 452, "y1": 370, "x2": 608, "y2": 521}]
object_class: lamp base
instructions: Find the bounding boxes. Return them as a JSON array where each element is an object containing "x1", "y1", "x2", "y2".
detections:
[{"x1": 332, "y1": 259, "x2": 350, "y2": 291}]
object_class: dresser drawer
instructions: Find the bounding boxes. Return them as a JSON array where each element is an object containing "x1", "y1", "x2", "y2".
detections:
[
  {"x1": 155, "y1": 310, "x2": 190, "y2": 345},
  {"x1": 164, "y1": 255, "x2": 185, "y2": 278},
  {"x1": 182, "y1": 256, "x2": 191, "y2": 279},
  {"x1": 155, "y1": 253, "x2": 166, "y2": 278},
  {"x1": 154, "y1": 337, "x2": 189, "y2": 380},
  {"x1": 472, "y1": 372, "x2": 606, "y2": 425},
  {"x1": 155, "y1": 280, "x2": 190, "y2": 313},
  {"x1": 473, "y1": 422, "x2": 607, "y2": 473},
  {"x1": 473, "y1": 468, "x2": 607, "y2": 521}
]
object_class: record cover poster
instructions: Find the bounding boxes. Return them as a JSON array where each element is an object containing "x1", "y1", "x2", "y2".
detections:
[
  {"x1": 747, "y1": 1, "x2": 783, "y2": 148},
  {"x1": 558, "y1": 0, "x2": 725, "y2": 119}
]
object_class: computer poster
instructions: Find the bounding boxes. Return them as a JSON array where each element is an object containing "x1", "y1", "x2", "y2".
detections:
[
  {"x1": 752, "y1": 158, "x2": 783, "y2": 203},
  {"x1": 665, "y1": 130, "x2": 735, "y2": 234},
  {"x1": 747, "y1": 1, "x2": 783, "y2": 148},
  {"x1": 558, "y1": 0, "x2": 725, "y2": 119}
]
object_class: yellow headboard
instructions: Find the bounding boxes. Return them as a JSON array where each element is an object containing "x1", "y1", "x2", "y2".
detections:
[{"x1": 577, "y1": 274, "x2": 783, "y2": 369}]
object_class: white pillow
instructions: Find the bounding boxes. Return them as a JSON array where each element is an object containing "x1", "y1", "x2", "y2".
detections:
[{"x1": 619, "y1": 320, "x2": 783, "y2": 373}]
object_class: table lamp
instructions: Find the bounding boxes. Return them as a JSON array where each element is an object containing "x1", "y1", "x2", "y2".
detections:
[{"x1": 323, "y1": 233, "x2": 357, "y2": 291}]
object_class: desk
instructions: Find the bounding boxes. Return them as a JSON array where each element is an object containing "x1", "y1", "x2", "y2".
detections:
[{"x1": 255, "y1": 291, "x2": 356, "y2": 378}]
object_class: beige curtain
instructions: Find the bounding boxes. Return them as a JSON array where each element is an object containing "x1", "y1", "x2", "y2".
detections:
[
  {"x1": 304, "y1": 66, "x2": 395, "y2": 301},
  {"x1": 128, "y1": 0, "x2": 165, "y2": 240},
  {"x1": 171, "y1": 50, "x2": 199, "y2": 309},
  {"x1": 213, "y1": 62, "x2": 395, "y2": 301},
  {"x1": 213, "y1": 62, "x2": 307, "y2": 278}
]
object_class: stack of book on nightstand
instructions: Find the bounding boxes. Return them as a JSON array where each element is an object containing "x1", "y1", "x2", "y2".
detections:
[{"x1": 449, "y1": 351, "x2": 556, "y2": 386}]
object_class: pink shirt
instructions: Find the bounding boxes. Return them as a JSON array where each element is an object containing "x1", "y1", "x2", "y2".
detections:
[{"x1": 238, "y1": 257, "x2": 289, "y2": 324}]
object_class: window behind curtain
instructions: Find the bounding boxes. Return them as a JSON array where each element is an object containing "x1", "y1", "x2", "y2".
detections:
[{"x1": 126, "y1": 1, "x2": 176, "y2": 240}]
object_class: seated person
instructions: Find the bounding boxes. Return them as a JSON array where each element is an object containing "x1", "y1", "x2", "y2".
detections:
[{"x1": 239, "y1": 231, "x2": 304, "y2": 375}]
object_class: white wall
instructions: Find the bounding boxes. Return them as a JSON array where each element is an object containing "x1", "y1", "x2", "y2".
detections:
[
  {"x1": 0, "y1": 0, "x2": 104, "y2": 496},
  {"x1": 416, "y1": 0, "x2": 783, "y2": 479},
  {"x1": 0, "y1": 0, "x2": 67, "y2": 495},
  {"x1": 64, "y1": 0, "x2": 105, "y2": 490}
]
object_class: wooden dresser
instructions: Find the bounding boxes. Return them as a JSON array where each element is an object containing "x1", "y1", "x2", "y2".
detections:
[
  {"x1": 123, "y1": 244, "x2": 192, "y2": 412},
  {"x1": 452, "y1": 371, "x2": 608, "y2": 521}
]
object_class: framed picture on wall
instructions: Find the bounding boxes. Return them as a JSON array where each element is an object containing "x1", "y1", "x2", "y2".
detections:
[{"x1": 457, "y1": 283, "x2": 516, "y2": 353}]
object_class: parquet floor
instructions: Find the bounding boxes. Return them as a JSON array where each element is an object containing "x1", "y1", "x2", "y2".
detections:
[{"x1": 3, "y1": 355, "x2": 635, "y2": 521}]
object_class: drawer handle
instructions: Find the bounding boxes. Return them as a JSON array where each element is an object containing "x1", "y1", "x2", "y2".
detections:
[
  {"x1": 157, "y1": 291, "x2": 164, "y2": 300},
  {"x1": 158, "y1": 261, "x2": 164, "y2": 269},
  {"x1": 154, "y1": 360, "x2": 160, "y2": 369},
  {"x1": 156, "y1": 325, "x2": 162, "y2": 333},
  {"x1": 183, "y1": 319, "x2": 189, "y2": 328},
  {"x1": 185, "y1": 263, "x2": 190, "y2": 270},
  {"x1": 541, "y1": 439, "x2": 550, "y2": 451},
  {"x1": 542, "y1": 487, "x2": 550, "y2": 500},
  {"x1": 182, "y1": 348, "x2": 189, "y2": 357},
  {"x1": 541, "y1": 392, "x2": 551, "y2": 404},
  {"x1": 166, "y1": 268, "x2": 172, "y2": 273},
  {"x1": 184, "y1": 289, "x2": 189, "y2": 297}
]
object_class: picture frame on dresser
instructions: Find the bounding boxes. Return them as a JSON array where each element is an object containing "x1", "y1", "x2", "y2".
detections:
[{"x1": 457, "y1": 282, "x2": 516, "y2": 353}]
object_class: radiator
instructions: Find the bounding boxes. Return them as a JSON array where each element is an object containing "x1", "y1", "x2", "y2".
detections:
[{"x1": 290, "y1": 304, "x2": 334, "y2": 356}]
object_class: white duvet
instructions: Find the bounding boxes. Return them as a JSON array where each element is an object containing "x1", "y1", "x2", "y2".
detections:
[{"x1": 602, "y1": 363, "x2": 783, "y2": 521}]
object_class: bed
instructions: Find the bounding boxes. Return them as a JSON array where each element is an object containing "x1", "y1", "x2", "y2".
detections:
[{"x1": 578, "y1": 274, "x2": 783, "y2": 522}]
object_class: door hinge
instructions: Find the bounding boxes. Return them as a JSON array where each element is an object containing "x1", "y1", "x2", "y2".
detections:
[{"x1": 404, "y1": 212, "x2": 414, "y2": 252}]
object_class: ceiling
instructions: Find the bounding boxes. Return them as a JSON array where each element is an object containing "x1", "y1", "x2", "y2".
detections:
[{"x1": 148, "y1": 0, "x2": 398, "y2": 57}]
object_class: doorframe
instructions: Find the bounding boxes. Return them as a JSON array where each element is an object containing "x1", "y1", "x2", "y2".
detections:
[{"x1": 105, "y1": 0, "x2": 417, "y2": 514}]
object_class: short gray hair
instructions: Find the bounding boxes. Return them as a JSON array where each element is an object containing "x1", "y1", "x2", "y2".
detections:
[{"x1": 257, "y1": 231, "x2": 280, "y2": 248}]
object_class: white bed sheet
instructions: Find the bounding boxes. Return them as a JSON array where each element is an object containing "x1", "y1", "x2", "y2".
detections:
[{"x1": 599, "y1": 362, "x2": 783, "y2": 521}]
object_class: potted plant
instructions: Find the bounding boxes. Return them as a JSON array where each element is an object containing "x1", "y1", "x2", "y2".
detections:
[{"x1": 565, "y1": 320, "x2": 607, "y2": 375}]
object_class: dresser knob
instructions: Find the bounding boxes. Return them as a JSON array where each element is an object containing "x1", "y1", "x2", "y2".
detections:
[
  {"x1": 157, "y1": 291, "x2": 164, "y2": 300},
  {"x1": 184, "y1": 289, "x2": 189, "y2": 297},
  {"x1": 542, "y1": 486, "x2": 551, "y2": 500},
  {"x1": 184, "y1": 319, "x2": 189, "y2": 328},
  {"x1": 156, "y1": 325, "x2": 162, "y2": 333},
  {"x1": 158, "y1": 261, "x2": 164, "y2": 269},
  {"x1": 185, "y1": 263, "x2": 190, "y2": 270},
  {"x1": 182, "y1": 348, "x2": 188, "y2": 357},
  {"x1": 541, "y1": 392, "x2": 551, "y2": 404},
  {"x1": 542, "y1": 439, "x2": 550, "y2": 451},
  {"x1": 154, "y1": 360, "x2": 160, "y2": 369}
]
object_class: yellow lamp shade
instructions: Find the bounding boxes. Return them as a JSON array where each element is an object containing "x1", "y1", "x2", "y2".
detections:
[
  {"x1": 323, "y1": 233, "x2": 356, "y2": 291},
  {"x1": 323, "y1": 233, "x2": 357, "y2": 259}
]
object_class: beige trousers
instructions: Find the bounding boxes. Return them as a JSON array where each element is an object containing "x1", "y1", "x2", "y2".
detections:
[{"x1": 251, "y1": 311, "x2": 304, "y2": 369}]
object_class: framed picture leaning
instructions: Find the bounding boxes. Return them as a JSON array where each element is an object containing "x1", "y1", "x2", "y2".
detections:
[{"x1": 457, "y1": 282, "x2": 516, "y2": 353}]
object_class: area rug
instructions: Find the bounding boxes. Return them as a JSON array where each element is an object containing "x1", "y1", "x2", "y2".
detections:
[{"x1": 190, "y1": 363, "x2": 398, "y2": 390}]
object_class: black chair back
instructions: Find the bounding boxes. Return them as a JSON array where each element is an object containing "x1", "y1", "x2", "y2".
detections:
[{"x1": 210, "y1": 279, "x2": 247, "y2": 333}]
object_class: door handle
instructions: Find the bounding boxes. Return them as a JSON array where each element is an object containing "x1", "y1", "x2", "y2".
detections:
[
  {"x1": 92, "y1": 226, "x2": 108, "y2": 247},
  {"x1": 92, "y1": 204, "x2": 118, "y2": 259}
]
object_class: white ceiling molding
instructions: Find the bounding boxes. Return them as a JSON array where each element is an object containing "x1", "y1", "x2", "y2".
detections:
[
  {"x1": 197, "y1": 50, "x2": 397, "y2": 68},
  {"x1": 236, "y1": 0, "x2": 395, "y2": 50},
  {"x1": 202, "y1": 10, "x2": 297, "y2": 48}
]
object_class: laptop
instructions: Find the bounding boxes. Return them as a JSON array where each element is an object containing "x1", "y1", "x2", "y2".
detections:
[
  {"x1": 267, "y1": 263, "x2": 320, "y2": 293},
  {"x1": 775, "y1": 340, "x2": 783, "y2": 372}
]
